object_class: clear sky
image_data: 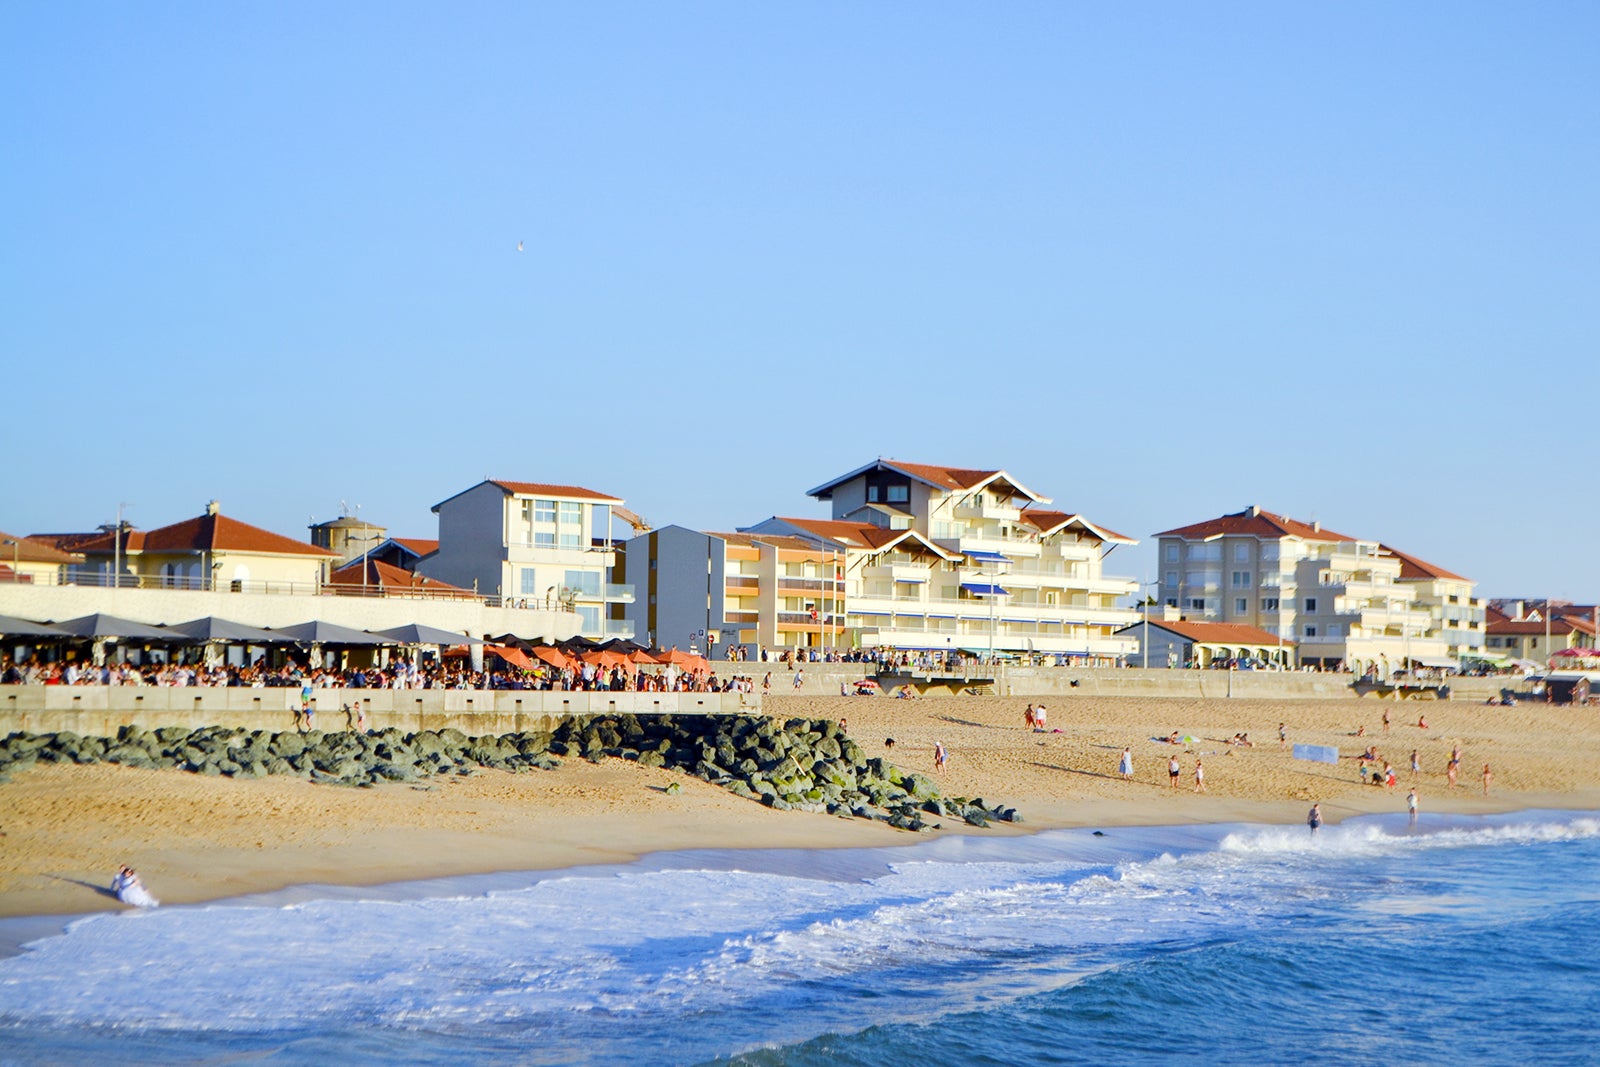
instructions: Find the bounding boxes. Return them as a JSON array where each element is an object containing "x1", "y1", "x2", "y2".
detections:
[{"x1": 4, "y1": 3, "x2": 1596, "y2": 600}]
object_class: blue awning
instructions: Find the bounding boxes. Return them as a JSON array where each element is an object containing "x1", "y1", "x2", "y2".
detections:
[
  {"x1": 963, "y1": 550, "x2": 1011, "y2": 564},
  {"x1": 962, "y1": 582, "x2": 1009, "y2": 596},
  {"x1": 894, "y1": 575, "x2": 927, "y2": 583}
]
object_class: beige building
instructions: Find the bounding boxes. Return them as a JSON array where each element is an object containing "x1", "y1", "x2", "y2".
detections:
[
  {"x1": 618, "y1": 526, "x2": 850, "y2": 654},
  {"x1": 48, "y1": 502, "x2": 336, "y2": 593},
  {"x1": 0, "y1": 532, "x2": 83, "y2": 585},
  {"x1": 418, "y1": 480, "x2": 634, "y2": 640},
  {"x1": 1485, "y1": 603, "x2": 1597, "y2": 663},
  {"x1": 745, "y1": 458, "x2": 1140, "y2": 660},
  {"x1": 1155, "y1": 506, "x2": 1466, "y2": 672},
  {"x1": 1379, "y1": 544, "x2": 1487, "y2": 661}
]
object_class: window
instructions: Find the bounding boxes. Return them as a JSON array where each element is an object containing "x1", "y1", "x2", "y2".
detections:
[
  {"x1": 534, "y1": 499, "x2": 556, "y2": 523},
  {"x1": 576, "y1": 606, "x2": 601, "y2": 633},
  {"x1": 1187, "y1": 598, "x2": 1207, "y2": 611},
  {"x1": 867, "y1": 485, "x2": 880, "y2": 503},
  {"x1": 559, "y1": 532, "x2": 581, "y2": 549},
  {"x1": 564, "y1": 570, "x2": 601, "y2": 596},
  {"x1": 1304, "y1": 597, "x2": 1317, "y2": 613},
  {"x1": 1235, "y1": 598, "x2": 1248, "y2": 614},
  {"x1": 887, "y1": 485, "x2": 909, "y2": 503},
  {"x1": 1165, "y1": 544, "x2": 1179, "y2": 562},
  {"x1": 1327, "y1": 623, "x2": 1341, "y2": 637},
  {"x1": 1261, "y1": 597, "x2": 1279, "y2": 612},
  {"x1": 1303, "y1": 625, "x2": 1317, "y2": 637},
  {"x1": 1165, "y1": 598, "x2": 1178, "y2": 608},
  {"x1": 558, "y1": 501, "x2": 582, "y2": 524},
  {"x1": 534, "y1": 532, "x2": 555, "y2": 548},
  {"x1": 1165, "y1": 570, "x2": 1178, "y2": 588},
  {"x1": 1234, "y1": 544, "x2": 1249, "y2": 561},
  {"x1": 1231, "y1": 571, "x2": 1251, "y2": 588},
  {"x1": 520, "y1": 568, "x2": 537, "y2": 595}
]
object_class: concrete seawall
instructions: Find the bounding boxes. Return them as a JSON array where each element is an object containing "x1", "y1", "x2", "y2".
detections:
[{"x1": 0, "y1": 686, "x2": 758, "y2": 737}]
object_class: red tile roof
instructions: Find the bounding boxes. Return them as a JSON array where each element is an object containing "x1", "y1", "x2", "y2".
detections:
[
  {"x1": 328, "y1": 558, "x2": 475, "y2": 596},
  {"x1": 0, "y1": 531, "x2": 84, "y2": 564},
  {"x1": 488, "y1": 480, "x2": 623, "y2": 503},
  {"x1": 712, "y1": 532, "x2": 830, "y2": 553},
  {"x1": 883, "y1": 460, "x2": 1003, "y2": 491},
  {"x1": 1155, "y1": 507, "x2": 1354, "y2": 542},
  {"x1": 1487, "y1": 616, "x2": 1596, "y2": 637},
  {"x1": 1378, "y1": 544, "x2": 1468, "y2": 583},
  {"x1": 769, "y1": 517, "x2": 956, "y2": 557},
  {"x1": 1021, "y1": 510, "x2": 1136, "y2": 545},
  {"x1": 392, "y1": 538, "x2": 439, "y2": 556},
  {"x1": 72, "y1": 512, "x2": 336, "y2": 558}
]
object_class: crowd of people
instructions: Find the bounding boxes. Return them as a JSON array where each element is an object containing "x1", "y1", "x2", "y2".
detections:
[{"x1": 0, "y1": 653, "x2": 757, "y2": 694}]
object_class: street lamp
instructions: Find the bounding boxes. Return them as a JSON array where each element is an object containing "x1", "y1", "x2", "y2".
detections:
[{"x1": 1, "y1": 539, "x2": 17, "y2": 582}]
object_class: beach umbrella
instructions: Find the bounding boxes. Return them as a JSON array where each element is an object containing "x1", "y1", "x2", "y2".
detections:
[
  {"x1": 373, "y1": 623, "x2": 483, "y2": 646},
  {"x1": 580, "y1": 649, "x2": 630, "y2": 671},
  {"x1": 270, "y1": 620, "x2": 388, "y2": 646},
  {"x1": 51, "y1": 614, "x2": 176, "y2": 641},
  {"x1": 528, "y1": 645, "x2": 573, "y2": 670},
  {"x1": 164, "y1": 617, "x2": 282, "y2": 644},
  {"x1": 0, "y1": 614, "x2": 69, "y2": 638}
]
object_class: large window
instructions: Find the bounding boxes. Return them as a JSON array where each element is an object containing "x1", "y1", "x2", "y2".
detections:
[
  {"x1": 1165, "y1": 544, "x2": 1179, "y2": 562},
  {"x1": 558, "y1": 531, "x2": 582, "y2": 549},
  {"x1": 1231, "y1": 571, "x2": 1251, "y2": 588},
  {"x1": 576, "y1": 606, "x2": 601, "y2": 633},
  {"x1": 534, "y1": 532, "x2": 556, "y2": 547},
  {"x1": 1234, "y1": 598, "x2": 1248, "y2": 614},
  {"x1": 1261, "y1": 597, "x2": 1279, "y2": 612},
  {"x1": 564, "y1": 570, "x2": 601, "y2": 596},
  {"x1": 534, "y1": 499, "x2": 556, "y2": 523},
  {"x1": 1304, "y1": 597, "x2": 1318, "y2": 613},
  {"x1": 520, "y1": 568, "x2": 538, "y2": 595},
  {"x1": 886, "y1": 485, "x2": 909, "y2": 503},
  {"x1": 558, "y1": 501, "x2": 583, "y2": 524}
]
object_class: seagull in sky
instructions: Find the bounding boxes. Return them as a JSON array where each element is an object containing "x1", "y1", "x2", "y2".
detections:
[{"x1": 517, "y1": 240, "x2": 524, "y2": 252}]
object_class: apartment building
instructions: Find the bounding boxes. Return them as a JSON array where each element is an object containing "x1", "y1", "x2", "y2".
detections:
[
  {"x1": 618, "y1": 526, "x2": 849, "y2": 654},
  {"x1": 1379, "y1": 544, "x2": 1487, "y2": 660},
  {"x1": 744, "y1": 458, "x2": 1140, "y2": 660},
  {"x1": 417, "y1": 479, "x2": 634, "y2": 639},
  {"x1": 1155, "y1": 506, "x2": 1466, "y2": 671}
]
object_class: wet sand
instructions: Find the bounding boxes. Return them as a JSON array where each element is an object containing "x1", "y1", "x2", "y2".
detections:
[{"x1": 3, "y1": 693, "x2": 1596, "y2": 918}]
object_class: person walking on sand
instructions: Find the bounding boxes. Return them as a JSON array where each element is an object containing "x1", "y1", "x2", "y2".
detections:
[
  {"x1": 1279, "y1": 722, "x2": 1287, "y2": 749},
  {"x1": 1025, "y1": 704, "x2": 1036, "y2": 730},
  {"x1": 1034, "y1": 704, "x2": 1047, "y2": 731},
  {"x1": 1482, "y1": 763, "x2": 1493, "y2": 795},
  {"x1": 1410, "y1": 749, "x2": 1420, "y2": 779},
  {"x1": 934, "y1": 741, "x2": 947, "y2": 773},
  {"x1": 1383, "y1": 708, "x2": 1391, "y2": 733},
  {"x1": 1118, "y1": 747, "x2": 1133, "y2": 779},
  {"x1": 1193, "y1": 759, "x2": 1206, "y2": 793},
  {"x1": 1308, "y1": 803, "x2": 1322, "y2": 835},
  {"x1": 1168, "y1": 755, "x2": 1181, "y2": 789}
]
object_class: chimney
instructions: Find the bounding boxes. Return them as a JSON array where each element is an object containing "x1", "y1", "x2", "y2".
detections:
[
  {"x1": 205, "y1": 500, "x2": 220, "y2": 516},
  {"x1": 1248, "y1": 505, "x2": 1260, "y2": 517},
  {"x1": 1311, "y1": 520, "x2": 1321, "y2": 533}
]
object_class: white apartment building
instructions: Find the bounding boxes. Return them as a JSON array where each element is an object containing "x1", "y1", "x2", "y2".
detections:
[
  {"x1": 745, "y1": 458, "x2": 1140, "y2": 661},
  {"x1": 1155, "y1": 506, "x2": 1465, "y2": 671},
  {"x1": 418, "y1": 480, "x2": 634, "y2": 640}
]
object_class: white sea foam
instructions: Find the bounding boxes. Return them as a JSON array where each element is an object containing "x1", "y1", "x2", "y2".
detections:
[{"x1": 1, "y1": 811, "x2": 1592, "y2": 1046}]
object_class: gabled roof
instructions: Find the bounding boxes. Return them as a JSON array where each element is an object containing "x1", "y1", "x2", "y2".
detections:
[
  {"x1": 433, "y1": 479, "x2": 624, "y2": 512},
  {"x1": 328, "y1": 557, "x2": 474, "y2": 595},
  {"x1": 1020, "y1": 510, "x2": 1136, "y2": 546},
  {"x1": 1378, "y1": 544, "x2": 1469, "y2": 583},
  {"x1": 755, "y1": 517, "x2": 960, "y2": 559},
  {"x1": 1487, "y1": 615, "x2": 1596, "y2": 637},
  {"x1": 71, "y1": 512, "x2": 335, "y2": 558},
  {"x1": 0, "y1": 531, "x2": 84, "y2": 565},
  {"x1": 1155, "y1": 506, "x2": 1354, "y2": 543},
  {"x1": 390, "y1": 537, "x2": 439, "y2": 558},
  {"x1": 805, "y1": 458, "x2": 1049, "y2": 504},
  {"x1": 1115, "y1": 618, "x2": 1296, "y2": 647}
]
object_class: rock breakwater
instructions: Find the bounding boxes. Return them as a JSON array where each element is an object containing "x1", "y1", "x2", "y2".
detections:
[{"x1": 0, "y1": 715, "x2": 1021, "y2": 832}]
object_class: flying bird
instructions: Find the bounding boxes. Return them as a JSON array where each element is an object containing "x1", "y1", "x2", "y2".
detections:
[{"x1": 517, "y1": 240, "x2": 524, "y2": 252}]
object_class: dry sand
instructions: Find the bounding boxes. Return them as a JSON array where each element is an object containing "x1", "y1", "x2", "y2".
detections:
[{"x1": 3, "y1": 693, "x2": 1597, "y2": 919}]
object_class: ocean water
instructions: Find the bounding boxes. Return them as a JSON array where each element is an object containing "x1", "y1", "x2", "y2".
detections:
[{"x1": 1, "y1": 811, "x2": 1597, "y2": 1066}]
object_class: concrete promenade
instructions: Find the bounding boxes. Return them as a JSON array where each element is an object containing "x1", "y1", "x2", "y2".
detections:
[{"x1": 0, "y1": 686, "x2": 759, "y2": 737}]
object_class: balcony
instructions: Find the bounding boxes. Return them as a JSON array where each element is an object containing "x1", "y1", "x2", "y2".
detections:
[
  {"x1": 567, "y1": 583, "x2": 635, "y2": 604},
  {"x1": 953, "y1": 501, "x2": 1022, "y2": 522},
  {"x1": 864, "y1": 562, "x2": 931, "y2": 584}
]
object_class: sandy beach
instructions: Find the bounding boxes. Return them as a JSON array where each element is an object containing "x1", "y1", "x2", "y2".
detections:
[{"x1": 4, "y1": 693, "x2": 1598, "y2": 919}]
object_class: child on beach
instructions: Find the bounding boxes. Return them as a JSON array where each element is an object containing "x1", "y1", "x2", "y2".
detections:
[
  {"x1": 1168, "y1": 755, "x2": 1181, "y2": 788},
  {"x1": 1193, "y1": 759, "x2": 1206, "y2": 793},
  {"x1": 934, "y1": 741, "x2": 947, "y2": 773}
]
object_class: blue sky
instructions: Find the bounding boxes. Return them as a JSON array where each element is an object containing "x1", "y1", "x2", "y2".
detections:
[{"x1": 4, "y1": 3, "x2": 1596, "y2": 599}]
